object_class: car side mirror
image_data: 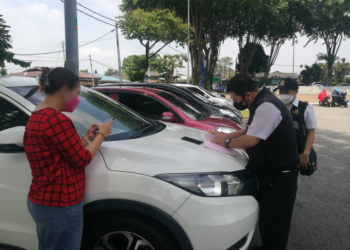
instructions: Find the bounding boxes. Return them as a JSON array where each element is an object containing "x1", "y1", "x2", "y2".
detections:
[
  {"x1": 0, "y1": 126, "x2": 25, "y2": 153},
  {"x1": 162, "y1": 112, "x2": 175, "y2": 123}
]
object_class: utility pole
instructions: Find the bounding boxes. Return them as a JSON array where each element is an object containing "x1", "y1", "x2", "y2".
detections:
[
  {"x1": 89, "y1": 55, "x2": 95, "y2": 86},
  {"x1": 115, "y1": 22, "x2": 123, "y2": 84},
  {"x1": 148, "y1": 58, "x2": 151, "y2": 83},
  {"x1": 293, "y1": 26, "x2": 295, "y2": 74},
  {"x1": 64, "y1": 0, "x2": 79, "y2": 76},
  {"x1": 62, "y1": 41, "x2": 66, "y2": 61},
  {"x1": 187, "y1": 0, "x2": 190, "y2": 84}
]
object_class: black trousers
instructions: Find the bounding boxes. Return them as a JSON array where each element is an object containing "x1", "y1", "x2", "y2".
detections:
[
  {"x1": 257, "y1": 167, "x2": 298, "y2": 250},
  {"x1": 332, "y1": 96, "x2": 338, "y2": 106}
]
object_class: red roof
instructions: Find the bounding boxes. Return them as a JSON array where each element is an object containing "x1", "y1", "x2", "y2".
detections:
[{"x1": 10, "y1": 67, "x2": 101, "y2": 79}]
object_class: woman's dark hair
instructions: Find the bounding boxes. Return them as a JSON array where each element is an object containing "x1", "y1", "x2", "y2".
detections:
[
  {"x1": 226, "y1": 74, "x2": 258, "y2": 97},
  {"x1": 39, "y1": 67, "x2": 79, "y2": 94}
]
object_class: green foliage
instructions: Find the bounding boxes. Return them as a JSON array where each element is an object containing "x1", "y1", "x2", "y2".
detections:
[
  {"x1": 334, "y1": 58, "x2": 349, "y2": 84},
  {"x1": 152, "y1": 54, "x2": 187, "y2": 84},
  {"x1": 300, "y1": 63, "x2": 323, "y2": 83},
  {"x1": 237, "y1": 43, "x2": 268, "y2": 76},
  {"x1": 122, "y1": 55, "x2": 147, "y2": 82},
  {"x1": 80, "y1": 69, "x2": 88, "y2": 73},
  {"x1": 215, "y1": 57, "x2": 233, "y2": 79},
  {"x1": 104, "y1": 68, "x2": 119, "y2": 76},
  {"x1": 0, "y1": 15, "x2": 30, "y2": 68},
  {"x1": 0, "y1": 67, "x2": 7, "y2": 75},
  {"x1": 298, "y1": 0, "x2": 350, "y2": 85},
  {"x1": 119, "y1": 8, "x2": 189, "y2": 72}
]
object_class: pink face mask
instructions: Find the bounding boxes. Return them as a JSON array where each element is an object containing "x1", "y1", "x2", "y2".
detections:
[{"x1": 64, "y1": 96, "x2": 80, "y2": 112}]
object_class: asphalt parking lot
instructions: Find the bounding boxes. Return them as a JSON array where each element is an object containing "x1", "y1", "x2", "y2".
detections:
[{"x1": 250, "y1": 105, "x2": 350, "y2": 250}]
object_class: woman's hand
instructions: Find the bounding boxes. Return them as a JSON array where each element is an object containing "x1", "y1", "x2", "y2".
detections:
[
  {"x1": 299, "y1": 152, "x2": 310, "y2": 169},
  {"x1": 208, "y1": 129, "x2": 222, "y2": 136},
  {"x1": 85, "y1": 123, "x2": 98, "y2": 140},
  {"x1": 98, "y1": 120, "x2": 113, "y2": 137}
]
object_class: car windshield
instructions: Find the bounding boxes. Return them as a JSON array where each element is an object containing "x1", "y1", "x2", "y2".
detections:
[
  {"x1": 9, "y1": 86, "x2": 159, "y2": 141},
  {"x1": 156, "y1": 91, "x2": 203, "y2": 120},
  {"x1": 192, "y1": 92, "x2": 211, "y2": 103},
  {"x1": 198, "y1": 86, "x2": 216, "y2": 97}
]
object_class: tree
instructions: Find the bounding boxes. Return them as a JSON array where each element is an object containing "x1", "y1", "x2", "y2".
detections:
[
  {"x1": 122, "y1": 55, "x2": 147, "y2": 82},
  {"x1": 299, "y1": 0, "x2": 350, "y2": 85},
  {"x1": 300, "y1": 63, "x2": 323, "y2": 83},
  {"x1": 237, "y1": 43, "x2": 269, "y2": 77},
  {"x1": 215, "y1": 57, "x2": 233, "y2": 79},
  {"x1": 120, "y1": 0, "x2": 237, "y2": 89},
  {"x1": 0, "y1": 68, "x2": 7, "y2": 76},
  {"x1": 334, "y1": 58, "x2": 349, "y2": 84},
  {"x1": 80, "y1": 69, "x2": 88, "y2": 73},
  {"x1": 0, "y1": 15, "x2": 30, "y2": 68},
  {"x1": 119, "y1": 8, "x2": 189, "y2": 74},
  {"x1": 104, "y1": 68, "x2": 119, "y2": 76},
  {"x1": 152, "y1": 54, "x2": 187, "y2": 84}
]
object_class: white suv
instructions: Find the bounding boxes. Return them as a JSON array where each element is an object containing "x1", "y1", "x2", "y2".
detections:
[
  {"x1": 173, "y1": 83, "x2": 234, "y2": 108},
  {"x1": 0, "y1": 76, "x2": 258, "y2": 250}
]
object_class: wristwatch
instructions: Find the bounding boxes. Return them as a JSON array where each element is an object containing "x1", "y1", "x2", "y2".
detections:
[
  {"x1": 224, "y1": 138, "x2": 232, "y2": 148},
  {"x1": 81, "y1": 134, "x2": 91, "y2": 145}
]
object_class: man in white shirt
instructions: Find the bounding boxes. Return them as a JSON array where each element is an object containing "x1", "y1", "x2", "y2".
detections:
[
  {"x1": 278, "y1": 79, "x2": 318, "y2": 169},
  {"x1": 210, "y1": 74, "x2": 299, "y2": 250}
]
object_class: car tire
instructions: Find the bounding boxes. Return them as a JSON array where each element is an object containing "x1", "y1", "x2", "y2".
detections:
[
  {"x1": 345, "y1": 103, "x2": 348, "y2": 108},
  {"x1": 82, "y1": 215, "x2": 179, "y2": 250}
]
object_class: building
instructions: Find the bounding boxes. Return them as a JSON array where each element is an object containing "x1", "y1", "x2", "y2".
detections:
[
  {"x1": 255, "y1": 71, "x2": 299, "y2": 86},
  {"x1": 10, "y1": 67, "x2": 101, "y2": 87}
]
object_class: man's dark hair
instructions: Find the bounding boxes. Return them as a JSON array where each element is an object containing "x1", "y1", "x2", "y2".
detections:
[{"x1": 226, "y1": 74, "x2": 258, "y2": 97}]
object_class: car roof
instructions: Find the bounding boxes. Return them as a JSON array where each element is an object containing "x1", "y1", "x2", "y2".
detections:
[
  {"x1": 0, "y1": 76, "x2": 38, "y2": 87},
  {"x1": 94, "y1": 86, "x2": 162, "y2": 95},
  {"x1": 172, "y1": 83, "x2": 194, "y2": 87}
]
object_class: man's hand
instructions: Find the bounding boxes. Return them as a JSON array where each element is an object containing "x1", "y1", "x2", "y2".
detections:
[
  {"x1": 210, "y1": 136, "x2": 226, "y2": 147},
  {"x1": 299, "y1": 152, "x2": 310, "y2": 169},
  {"x1": 208, "y1": 129, "x2": 222, "y2": 136},
  {"x1": 85, "y1": 123, "x2": 99, "y2": 140}
]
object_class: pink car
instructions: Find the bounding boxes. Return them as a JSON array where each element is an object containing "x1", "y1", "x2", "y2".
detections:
[{"x1": 94, "y1": 87, "x2": 241, "y2": 132}]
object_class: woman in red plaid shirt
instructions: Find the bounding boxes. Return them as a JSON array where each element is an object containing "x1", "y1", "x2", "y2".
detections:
[{"x1": 24, "y1": 67, "x2": 113, "y2": 250}]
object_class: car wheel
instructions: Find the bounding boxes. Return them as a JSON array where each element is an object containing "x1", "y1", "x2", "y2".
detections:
[
  {"x1": 345, "y1": 103, "x2": 348, "y2": 108},
  {"x1": 82, "y1": 215, "x2": 179, "y2": 250}
]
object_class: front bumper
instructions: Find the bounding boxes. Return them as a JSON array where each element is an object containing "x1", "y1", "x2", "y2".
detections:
[{"x1": 172, "y1": 195, "x2": 259, "y2": 250}]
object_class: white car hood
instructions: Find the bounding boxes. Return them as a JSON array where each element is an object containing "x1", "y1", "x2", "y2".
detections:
[{"x1": 100, "y1": 124, "x2": 248, "y2": 176}]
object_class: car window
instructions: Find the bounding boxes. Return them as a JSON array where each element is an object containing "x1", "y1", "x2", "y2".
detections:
[
  {"x1": 186, "y1": 87, "x2": 205, "y2": 96},
  {"x1": 8, "y1": 86, "x2": 151, "y2": 141},
  {"x1": 0, "y1": 96, "x2": 29, "y2": 131},
  {"x1": 117, "y1": 92, "x2": 169, "y2": 120},
  {"x1": 157, "y1": 92, "x2": 202, "y2": 120},
  {"x1": 198, "y1": 86, "x2": 216, "y2": 97}
]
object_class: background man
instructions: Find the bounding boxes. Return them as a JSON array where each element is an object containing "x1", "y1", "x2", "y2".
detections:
[
  {"x1": 278, "y1": 79, "x2": 318, "y2": 169},
  {"x1": 210, "y1": 74, "x2": 299, "y2": 250},
  {"x1": 331, "y1": 83, "x2": 340, "y2": 107}
]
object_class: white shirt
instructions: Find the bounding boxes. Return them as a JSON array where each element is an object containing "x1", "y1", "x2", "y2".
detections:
[
  {"x1": 288, "y1": 98, "x2": 318, "y2": 130},
  {"x1": 246, "y1": 102, "x2": 282, "y2": 140}
]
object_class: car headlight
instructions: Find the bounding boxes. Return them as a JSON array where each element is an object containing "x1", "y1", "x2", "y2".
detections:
[
  {"x1": 220, "y1": 109, "x2": 235, "y2": 117},
  {"x1": 156, "y1": 173, "x2": 243, "y2": 197},
  {"x1": 216, "y1": 127, "x2": 236, "y2": 134}
]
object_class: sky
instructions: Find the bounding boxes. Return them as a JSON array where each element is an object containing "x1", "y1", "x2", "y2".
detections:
[{"x1": 2, "y1": 0, "x2": 350, "y2": 77}]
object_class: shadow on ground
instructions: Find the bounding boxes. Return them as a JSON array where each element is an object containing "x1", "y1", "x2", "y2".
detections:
[{"x1": 250, "y1": 128, "x2": 350, "y2": 250}]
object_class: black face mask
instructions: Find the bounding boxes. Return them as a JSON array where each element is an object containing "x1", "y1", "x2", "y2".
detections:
[{"x1": 234, "y1": 100, "x2": 248, "y2": 110}]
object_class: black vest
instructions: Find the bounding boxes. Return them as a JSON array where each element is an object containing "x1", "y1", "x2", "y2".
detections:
[
  {"x1": 246, "y1": 88, "x2": 299, "y2": 172},
  {"x1": 290, "y1": 101, "x2": 308, "y2": 155}
]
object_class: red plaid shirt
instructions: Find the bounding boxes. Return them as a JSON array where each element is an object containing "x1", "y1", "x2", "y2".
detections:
[{"x1": 24, "y1": 108, "x2": 92, "y2": 207}]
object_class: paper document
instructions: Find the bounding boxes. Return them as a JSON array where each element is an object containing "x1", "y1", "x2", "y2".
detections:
[{"x1": 202, "y1": 133, "x2": 236, "y2": 156}]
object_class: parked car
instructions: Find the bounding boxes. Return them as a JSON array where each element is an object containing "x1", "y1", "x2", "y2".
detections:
[
  {"x1": 339, "y1": 83, "x2": 350, "y2": 86},
  {"x1": 173, "y1": 83, "x2": 234, "y2": 107},
  {"x1": 311, "y1": 82, "x2": 325, "y2": 87},
  {"x1": 99, "y1": 83, "x2": 243, "y2": 124},
  {"x1": 0, "y1": 76, "x2": 258, "y2": 250},
  {"x1": 94, "y1": 87, "x2": 241, "y2": 133}
]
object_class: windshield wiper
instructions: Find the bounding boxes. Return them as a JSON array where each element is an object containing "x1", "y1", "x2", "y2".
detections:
[{"x1": 131, "y1": 125, "x2": 155, "y2": 139}]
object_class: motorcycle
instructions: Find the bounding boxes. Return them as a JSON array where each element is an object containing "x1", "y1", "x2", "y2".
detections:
[
  {"x1": 332, "y1": 91, "x2": 349, "y2": 108},
  {"x1": 318, "y1": 89, "x2": 331, "y2": 107}
]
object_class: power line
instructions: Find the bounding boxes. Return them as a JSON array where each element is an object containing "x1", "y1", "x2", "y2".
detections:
[
  {"x1": 76, "y1": 2, "x2": 116, "y2": 22},
  {"x1": 92, "y1": 60, "x2": 119, "y2": 70},
  {"x1": 59, "y1": 0, "x2": 115, "y2": 26},
  {"x1": 14, "y1": 30, "x2": 115, "y2": 56},
  {"x1": 166, "y1": 45, "x2": 186, "y2": 54}
]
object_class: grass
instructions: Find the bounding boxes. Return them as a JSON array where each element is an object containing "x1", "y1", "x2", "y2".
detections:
[{"x1": 240, "y1": 109, "x2": 250, "y2": 118}]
